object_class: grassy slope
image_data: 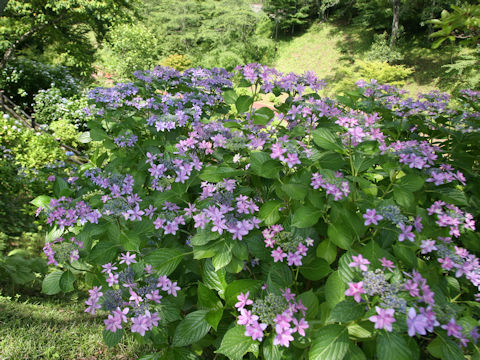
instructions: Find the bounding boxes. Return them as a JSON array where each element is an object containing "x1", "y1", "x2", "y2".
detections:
[
  {"x1": 0, "y1": 295, "x2": 153, "y2": 360},
  {"x1": 273, "y1": 22, "x2": 456, "y2": 96}
]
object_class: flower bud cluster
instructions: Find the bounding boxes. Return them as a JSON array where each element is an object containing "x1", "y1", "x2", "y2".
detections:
[
  {"x1": 310, "y1": 171, "x2": 350, "y2": 201},
  {"x1": 85, "y1": 255, "x2": 179, "y2": 337},
  {"x1": 235, "y1": 289, "x2": 308, "y2": 347},
  {"x1": 262, "y1": 225, "x2": 314, "y2": 266}
]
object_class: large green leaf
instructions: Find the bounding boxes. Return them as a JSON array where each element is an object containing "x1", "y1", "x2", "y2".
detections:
[
  {"x1": 59, "y1": 270, "x2": 75, "y2": 293},
  {"x1": 199, "y1": 166, "x2": 242, "y2": 182},
  {"x1": 217, "y1": 326, "x2": 257, "y2": 360},
  {"x1": 376, "y1": 332, "x2": 412, "y2": 360},
  {"x1": 144, "y1": 248, "x2": 185, "y2": 276},
  {"x1": 300, "y1": 258, "x2": 331, "y2": 281},
  {"x1": 312, "y1": 128, "x2": 343, "y2": 152},
  {"x1": 212, "y1": 242, "x2": 233, "y2": 271},
  {"x1": 250, "y1": 151, "x2": 282, "y2": 179},
  {"x1": 395, "y1": 174, "x2": 425, "y2": 192},
  {"x1": 310, "y1": 324, "x2": 350, "y2": 360},
  {"x1": 236, "y1": 95, "x2": 253, "y2": 113},
  {"x1": 202, "y1": 260, "x2": 227, "y2": 296},
  {"x1": 292, "y1": 206, "x2": 322, "y2": 228},
  {"x1": 103, "y1": 329, "x2": 123, "y2": 347},
  {"x1": 253, "y1": 107, "x2": 274, "y2": 125},
  {"x1": 328, "y1": 224, "x2": 353, "y2": 250},
  {"x1": 172, "y1": 310, "x2": 211, "y2": 347},
  {"x1": 42, "y1": 271, "x2": 63, "y2": 295},
  {"x1": 258, "y1": 200, "x2": 283, "y2": 226},
  {"x1": 328, "y1": 300, "x2": 365, "y2": 323},
  {"x1": 325, "y1": 271, "x2": 345, "y2": 308}
]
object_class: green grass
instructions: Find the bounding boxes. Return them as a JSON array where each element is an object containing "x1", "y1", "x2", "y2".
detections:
[
  {"x1": 273, "y1": 21, "x2": 461, "y2": 96},
  {"x1": 0, "y1": 294, "x2": 154, "y2": 360}
]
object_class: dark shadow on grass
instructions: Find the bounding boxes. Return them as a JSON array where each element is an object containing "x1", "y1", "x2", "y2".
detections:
[{"x1": 327, "y1": 21, "x2": 374, "y2": 62}]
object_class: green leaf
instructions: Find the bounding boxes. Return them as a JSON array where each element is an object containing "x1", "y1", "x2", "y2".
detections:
[
  {"x1": 258, "y1": 200, "x2": 283, "y2": 226},
  {"x1": 202, "y1": 260, "x2": 227, "y2": 296},
  {"x1": 325, "y1": 271, "x2": 345, "y2": 309},
  {"x1": 345, "y1": 344, "x2": 366, "y2": 360},
  {"x1": 328, "y1": 300, "x2": 365, "y2": 323},
  {"x1": 120, "y1": 231, "x2": 140, "y2": 252},
  {"x1": 103, "y1": 329, "x2": 123, "y2": 347},
  {"x1": 292, "y1": 206, "x2": 322, "y2": 228},
  {"x1": 312, "y1": 128, "x2": 343, "y2": 152},
  {"x1": 393, "y1": 187, "x2": 414, "y2": 209},
  {"x1": 438, "y1": 332, "x2": 464, "y2": 360},
  {"x1": 328, "y1": 224, "x2": 353, "y2": 250},
  {"x1": 199, "y1": 166, "x2": 242, "y2": 182},
  {"x1": 53, "y1": 177, "x2": 70, "y2": 197},
  {"x1": 145, "y1": 248, "x2": 185, "y2": 276},
  {"x1": 281, "y1": 183, "x2": 309, "y2": 201},
  {"x1": 310, "y1": 324, "x2": 349, "y2": 360},
  {"x1": 172, "y1": 310, "x2": 211, "y2": 347},
  {"x1": 263, "y1": 337, "x2": 284, "y2": 360},
  {"x1": 267, "y1": 262, "x2": 293, "y2": 294},
  {"x1": 376, "y1": 332, "x2": 412, "y2": 360},
  {"x1": 298, "y1": 290, "x2": 319, "y2": 319},
  {"x1": 59, "y1": 270, "x2": 75, "y2": 293},
  {"x1": 317, "y1": 240, "x2": 337, "y2": 264},
  {"x1": 236, "y1": 95, "x2": 253, "y2": 113},
  {"x1": 31, "y1": 195, "x2": 51, "y2": 208},
  {"x1": 250, "y1": 151, "x2": 281, "y2": 179},
  {"x1": 217, "y1": 326, "x2": 257, "y2": 360},
  {"x1": 88, "y1": 241, "x2": 119, "y2": 265},
  {"x1": 42, "y1": 271, "x2": 63, "y2": 295},
  {"x1": 436, "y1": 188, "x2": 469, "y2": 207},
  {"x1": 197, "y1": 282, "x2": 221, "y2": 309},
  {"x1": 212, "y1": 242, "x2": 233, "y2": 271},
  {"x1": 223, "y1": 89, "x2": 238, "y2": 105},
  {"x1": 253, "y1": 107, "x2": 274, "y2": 125},
  {"x1": 190, "y1": 229, "x2": 221, "y2": 246},
  {"x1": 393, "y1": 243, "x2": 417, "y2": 269},
  {"x1": 395, "y1": 174, "x2": 425, "y2": 192},
  {"x1": 78, "y1": 131, "x2": 92, "y2": 143},
  {"x1": 300, "y1": 258, "x2": 331, "y2": 281},
  {"x1": 225, "y1": 279, "x2": 262, "y2": 307}
]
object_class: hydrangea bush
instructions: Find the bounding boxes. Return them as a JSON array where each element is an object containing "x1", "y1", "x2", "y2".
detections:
[{"x1": 35, "y1": 65, "x2": 480, "y2": 359}]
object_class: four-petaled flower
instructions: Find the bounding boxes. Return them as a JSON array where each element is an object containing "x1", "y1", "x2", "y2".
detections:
[
  {"x1": 369, "y1": 307, "x2": 396, "y2": 332},
  {"x1": 363, "y1": 209, "x2": 383, "y2": 226}
]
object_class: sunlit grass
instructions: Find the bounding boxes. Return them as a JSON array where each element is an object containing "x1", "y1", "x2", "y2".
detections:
[{"x1": 0, "y1": 294, "x2": 154, "y2": 360}]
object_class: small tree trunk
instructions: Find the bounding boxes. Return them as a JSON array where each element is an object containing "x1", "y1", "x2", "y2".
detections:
[{"x1": 390, "y1": 0, "x2": 400, "y2": 47}]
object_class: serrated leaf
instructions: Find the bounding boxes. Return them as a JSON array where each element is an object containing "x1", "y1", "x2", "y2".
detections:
[
  {"x1": 267, "y1": 262, "x2": 293, "y2": 295},
  {"x1": 317, "y1": 240, "x2": 337, "y2": 264},
  {"x1": 59, "y1": 270, "x2": 75, "y2": 293},
  {"x1": 376, "y1": 332, "x2": 411, "y2": 360},
  {"x1": 236, "y1": 95, "x2": 253, "y2": 113},
  {"x1": 325, "y1": 271, "x2": 345, "y2": 309},
  {"x1": 223, "y1": 89, "x2": 238, "y2": 104},
  {"x1": 292, "y1": 206, "x2": 322, "y2": 228},
  {"x1": 281, "y1": 183, "x2": 309, "y2": 201},
  {"x1": 329, "y1": 300, "x2": 365, "y2": 323},
  {"x1": 395, "y1": 174, "x2": 424, "y2": 192},
  {"x1": 312, "y1": 128, "x2": 343, "y2": 152},
  {"x1": 190, "y1": 229, "x2": 221, "y2": 246},
  {"x1": 258, "y1": 200, "x2": 283, "y2": 226},
  {"x1": 328, "y1": 224, "x2": 353, "y2": 250},
  {"x1": 298, "y1": 290, "x2": 319, "y2": 319},
  {"x1": 217, "y1": 326, "x2": 257, "y2": 360},
  {"x1": 310, "y1": 324, "x2": 349, "y2": 360},
  {"x1": 145, "y1": 248, "x2": 185, "y2": 276},
  {"x1": 42, "y1": 271, "x2": 63, "y2": 295},
  {"x1": 172, "y1": 310, "x2": 211, "y2": 347},
  {"x1": 250, "y1": 151, "x2": 282, "y2": 179},
  {"x1": 199, "y1": 166, "x2": 242, "y2": 183},
  {"x1": 103, "y1": 329, "x2": 123, "y2": 347},
  {"x1": 31, "y1": 195, "x2": 51, "y2": 208},
  {"x1": 253, "y1": 107, "x2": 274, "y2": 125},
  {"x1": 212, "y1": 242, "x2": 232, "y2": 271},
  {"x1": 202, "y1": 260, "x2": 227, "y2": 296},
  {"x1": 300, "y1": 257, "x2": 331, "y2": 281}
]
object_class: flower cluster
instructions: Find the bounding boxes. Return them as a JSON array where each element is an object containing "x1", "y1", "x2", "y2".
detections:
[
  {"x1": 262, "y1": 225, "x2": 314, "y2": 266},
  {"x1": 427, "y1": 201, "x2": 475, "y2": 237},
  {"x1": 335, "y1": 110, "x2": 386, "y2": 147},
  {"x1": 42, "y1": 236, "x2": 84, "y2": 266},
  {"x1": 41, "y1": 196, "x2": 102, "y2": 229},
  {"x1": 113, "y1": 131, "x2": 138, "y2": 148},
  {"x1": 85, "y1": 254, "x2": 180, "y2": 337},
  {"x1": 235, "y1": 289, "x2": 308, "y2": 347},
  {"x1": 188, "y1": 180, "x2": 260, "y2": 239},
  {"x1": 310, "y1": 171, "x2": 350, "y2": 201}
]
